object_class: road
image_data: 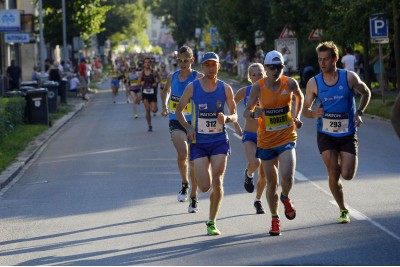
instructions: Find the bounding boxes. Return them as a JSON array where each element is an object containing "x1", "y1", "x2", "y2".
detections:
[{"x1": 0, "y1": 78, "x2": 399, "y2": 265}]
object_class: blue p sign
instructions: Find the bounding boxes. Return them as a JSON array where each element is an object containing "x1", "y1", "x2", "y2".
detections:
[{"x1": 370, "y1": 16, "x2": 388, "y2": 38}]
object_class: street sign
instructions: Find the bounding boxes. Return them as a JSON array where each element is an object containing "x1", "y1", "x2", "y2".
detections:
[
  {"x1": 279, "y1": 24, "x2": 296, "y2": 39},
  {"x1": 0, "y1": 10, "x2": 21, "y2": 32},
  {"x1": 5, "y1": 33, "x2": 30, "y2": 43},
  {"x1": 275, "y1": 38, "x2": 298, "y2": 72},
  {"x1": 370, "y1": 16, "x2": 389, "y2": 44},
  {"x1": 309, "y1": 29, "x2": 323, "y2": 40}
]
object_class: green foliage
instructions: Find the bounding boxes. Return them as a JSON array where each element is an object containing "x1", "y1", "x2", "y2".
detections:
[
  {"x1": 39, "y1": 0, "x2": 112, "y2": 47},
  {"x1": 0, "y1": 97, "x2": 26, "y2": 144}
]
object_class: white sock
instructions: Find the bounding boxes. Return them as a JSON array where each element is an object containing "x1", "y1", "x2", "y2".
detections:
[
  {"x1": 254, "y1": 198, "x2": 260, "y2": 202},
  {"x1": 247, "y1": 170, "x2": 254, "y2": 178}
]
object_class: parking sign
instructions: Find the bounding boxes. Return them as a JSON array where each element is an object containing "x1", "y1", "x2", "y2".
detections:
[{"x1": 370, "y1": 16, "x2": 389, "y2": 44}]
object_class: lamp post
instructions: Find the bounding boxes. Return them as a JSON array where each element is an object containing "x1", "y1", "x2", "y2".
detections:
[
  {"x1": 62, "y1": 0, "x2": 67, "y2": 68},
  {"x1": 39, "y1": 0, "x2": 45, "y2": 74}
]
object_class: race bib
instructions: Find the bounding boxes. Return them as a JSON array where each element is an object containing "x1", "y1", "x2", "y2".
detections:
[
  {"x1": 130, "y1": 80, "x2": 138, "y2": 85},
  {"x1": 264, "y1": 106, "x2": 293, "y2": 131},
  {"x1": 169, "y1": 95, "x2": 191, "y2": 115},
  {"x1": 322, "y1": 113, "x2": 349, "y2": 133},
  {"x1": 143, "y1": 87, "x2": 154, "y2": 94},
  {"x1": 197, "y1": 112, "x2": 223, "y2": 134}
]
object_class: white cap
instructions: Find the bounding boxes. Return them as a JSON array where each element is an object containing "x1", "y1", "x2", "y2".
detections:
[{"x1": 264, "y1": 50, "x2": 284, "y2": 65}]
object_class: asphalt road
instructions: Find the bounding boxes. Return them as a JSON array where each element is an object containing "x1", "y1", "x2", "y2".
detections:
[{"x1": 0, "y1": 79, "x2": 399, "y2": 265}]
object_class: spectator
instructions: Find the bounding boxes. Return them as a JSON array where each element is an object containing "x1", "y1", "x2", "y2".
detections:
[
  {"x1": 354, "y1": 50, "x2": 364, "y2": 80},
  {"x1": 48, "y1": 61, "x2": 62, "y2": 83},
  {"x1": 6, "y1": 59, "x2": 21, "y2": 90},
  {"x1": 69, "y1": 73, "x2": 80, "y2": 96},
  {"x1": 341, "y1": 47, "x2": 356, "y2": 71}
]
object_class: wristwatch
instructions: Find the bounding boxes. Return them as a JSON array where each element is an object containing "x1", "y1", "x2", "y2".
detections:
[{"x1": 356, "y1": 109, "x2": 364, "y2": 116}]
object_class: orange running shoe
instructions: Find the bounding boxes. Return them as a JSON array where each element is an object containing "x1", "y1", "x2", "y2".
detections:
[
  {"x1": 269, "y1": 217, "x2": 281, "y2": 236},
  {"x1": 280, "y1": 194, "x2": 296, "y2": 220}
]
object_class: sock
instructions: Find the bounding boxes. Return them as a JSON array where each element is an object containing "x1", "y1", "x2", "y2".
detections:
[
  {"x1": 254, "y1": 198, "x2": 260, "y2": 202},
  {"x1": 247, "y1": 170, "x2": 254, "y2": 178},
  {"x1": 182, "y1": 183, "x2": 189, "y2": 188},
  {"x1": 272, "y1": 214, "x2": 279, "y2": 218},
  {"x1": 207, "y1": 220, "x2": 215, "y2": 224},
  {"x1": 281, "y1": 192, "x2": 288, "y2": 199}
]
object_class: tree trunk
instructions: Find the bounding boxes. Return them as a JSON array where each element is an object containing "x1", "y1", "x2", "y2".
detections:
[{"x1": 393, "y1": 1, "x2": 400, "y2": 91}]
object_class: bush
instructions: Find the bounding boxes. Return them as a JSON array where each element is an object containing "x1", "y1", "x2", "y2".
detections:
[{"x1": 0, "y1": 96, "x2": 27, "y2": 143}]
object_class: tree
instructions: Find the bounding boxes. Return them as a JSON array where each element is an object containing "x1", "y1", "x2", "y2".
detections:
[{"x1": 39, "y1": 0, "x2": 112, "y2": 48}]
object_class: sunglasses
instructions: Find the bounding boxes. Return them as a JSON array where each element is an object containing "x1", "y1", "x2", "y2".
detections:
[
  {"x1": 178, "y1": 58, "x2": 192, "y2": 63},
  {"x1": 266, "y1": 64, "x2": 284, "y2": 71}
]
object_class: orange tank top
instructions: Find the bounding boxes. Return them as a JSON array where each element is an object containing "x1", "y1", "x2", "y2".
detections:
[{"x1": 257, "y1": 76, "x2": 297, "y2": 149}]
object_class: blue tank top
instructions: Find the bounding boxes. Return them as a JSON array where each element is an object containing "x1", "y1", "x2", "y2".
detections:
[
  {"x1": 243, "y1": 85, "x2": 252, "y2": 108},
  {"x1": 315, "y1": 69, "x2": 356, "y2": 137},
  {"x1": 169, "y1": 70, "x2": 199, "y2": 121},
  {"x1": 191, "y1": 79, "x2": 228, "y2": 144}
]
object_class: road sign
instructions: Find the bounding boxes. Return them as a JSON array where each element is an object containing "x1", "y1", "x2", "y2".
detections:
[
  {"x1": 5, "y1": 33, "x2": 30, "y2": 43},
  {"x1": 279, "y1": 24, "x2": 296, "y2": 39},
  {"x1": 309, "y1": 29, "x2": 323, "y2": 40},
  {"x1": 0, "y1": 10, "x2": 21, "y2": 32},
  {"x1": 370, "y1": 16, "x2": 389, "y2": 44},
  {"x1": 275, "y1": 38, "x2": 298, "y2": 72}
]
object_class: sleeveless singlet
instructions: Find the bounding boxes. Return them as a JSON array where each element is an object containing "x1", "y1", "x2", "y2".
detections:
[
  {"x1": 257, "y1": 76, "x2": 296, "y2": 149},
  {"x1": 142, "y1": 70, "x2": 156, "y2": 94},
  {"x1": 191, "y1": 79, "x2": 228, "y2": 144},
  {"x1": 315, "y1": 69, "x2": 356, "y2": 137},
  {"x1": 169, "y1": 70, "x2": 198, "y2": 121}
]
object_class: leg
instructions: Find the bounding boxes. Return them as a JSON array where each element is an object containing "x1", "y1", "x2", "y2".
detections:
[
  {"x1": 339, "y1": 151, "x2": 358, "y2": 180},
  {"x1": 193, "y1": 157, "x2": 211, "y2": 193},
  {"x1": 256, "y1": 162, "x2": 266, "y2": 200},
  {"x1": 261, "y1": 157, "x2": 280, "y2": 216},
  {"x1": 321, "y1": 149, "x2": 346, "y2": 210},
  {"x1": 209, "y1": 154, "x2": 227, "y2": 221},
  {"x1": 130, "y1": 91, "x2": 137, "y2": 115},
  {"x1": 142, "y1": 99, "x2": 151, "y2": 128},
  {"x1": 243, "y1": 142, "x2": 260, "y2": 176},
  {"x1": 171, "y1": 130, "x2": 190, "y2": 185},
  {"x1": 279, "y1": 148, "x2": 296, "y2": 197}
]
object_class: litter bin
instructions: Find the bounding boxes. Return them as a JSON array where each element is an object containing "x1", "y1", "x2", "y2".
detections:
[
  {"x1": 42, "y1": 81, "x2": 59, "y2": 113},
  {"x1": 25, "y1": 88, "x2": 49, "y2": 125},
  {"x1": 5, "y1": 90, "x2": 25, "y2": 97},
  {"x1": 59, "y1": 78, "x2": 68, "y2": 104},
  {"x1": 20, "y1": 81, "x2": 38, "y2": 88}
]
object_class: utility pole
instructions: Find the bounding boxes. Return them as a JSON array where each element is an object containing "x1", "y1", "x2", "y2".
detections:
[
  {"x1": 39, "y1": 0, "x2": 45, "y2": 74},
  {"x1": 62, "y1": 0, "x2": 67, "y2": 68}
]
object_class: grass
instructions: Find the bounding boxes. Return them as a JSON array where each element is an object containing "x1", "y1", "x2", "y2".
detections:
[{"x1": 0, "y1": 102, "x2": 74, "y2": 173}]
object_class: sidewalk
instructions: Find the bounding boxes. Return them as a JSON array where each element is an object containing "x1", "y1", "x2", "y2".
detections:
[{"x1": 0, "y1": 80, "x2": 107, "y2": 190}]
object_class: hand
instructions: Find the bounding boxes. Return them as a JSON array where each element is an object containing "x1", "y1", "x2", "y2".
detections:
[
  {"x1": 161, "y1": 106, "x2": 168, "y2": 117},
  {"x1": 253, "y1": 107, "x2": 264, "y2": 119},
  {"x1": 187, "y1": 127, "x2": 196, "y2": 140},
  {"x1": 293, "y1": 117, "x2": 303, "y2": 129},
  {"x1": 217, "y1": 112, "x2": 225, "y2": 124},
  {"x1": 314, "y1": 103, "x2": 324, "y2": 118},
  {"x1": 234, "y1": 124, "x2": 243, "y2": 136},
  {"x1": 354, "y1": 114, "x2": 363, "y2": 127}
]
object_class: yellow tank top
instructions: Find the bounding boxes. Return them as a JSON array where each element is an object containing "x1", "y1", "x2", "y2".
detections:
[{"x1": 257, "y1": 76, "x2": 297, "y2": 149}]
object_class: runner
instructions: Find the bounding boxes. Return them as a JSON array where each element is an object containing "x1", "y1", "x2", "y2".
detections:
[
  {"x1": 138, "y1": 57, "x2": 160, "y2": 131},
  {"x1": 302, "y1": 41, "x2": 371, "y2": 223},
  {"x1": 175, "y1": 52, "x2": 237, "y2": 235},
  {"x1": 161, "y1": 46, "x2": 204, "y2": 212},
  {"x1": 128, "y1": 64, "x2": 141, "y2": 118},
  {"x1": 110, "y1": 64, "x2": 124, "y2": 104},
  {"x1": 244, "y1": 50, "x2": 304, "y2": 236},
  {"x1": 233, "y1": 63, "x2": 267, "y2": 214}
]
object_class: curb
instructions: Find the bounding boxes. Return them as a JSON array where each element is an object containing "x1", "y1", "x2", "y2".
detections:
[{"x1": 0, "y1": 99, "x2": 89, "y2": 190}]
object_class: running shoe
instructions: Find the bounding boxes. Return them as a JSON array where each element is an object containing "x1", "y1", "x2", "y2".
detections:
[
  {"x1": 134, "y1": 113, "x2": 138, "y2": 119},
  {"x1": 188, "y1": 197, "x2": 199, "y2": 213},
  {"x1": 269, "y1": 217, "x2": 281, "y2": 236},
  {"x1": 244, "y1": 169, "x2": 254, "y2": 193},
  {"x1": 254, "y1": 200, "x2": 266, "y2": 214},
  {"x1": 338, "y1": 209, "x2": 350, "y2": 223},
  {"x1": 206, "y1": 221, "x2": 221, "y2": 236},
  {"x1": 148, "y1": 126, "x2": 153, "y2": 132},
  {"x1": 177, "y1": 184, "x2": 189, "y2": 202},
  {"x1": 280, "y1": 194, "x2": 296, "y2": 220}
]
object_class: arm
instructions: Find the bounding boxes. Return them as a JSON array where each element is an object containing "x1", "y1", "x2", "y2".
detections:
[
  {"x1": 243, "y1": 82, "x2": 261, "y2": 120},
  {"x1": 302, "y1": 77, "x2": 324, "y2": 119},
  {"x1": 288, "y1": 78, "x2": 304, "y2": 129},
  {"x1": 233, "y1": 87, "x2": 246, "y2": 136},
  {"x1": 219, "y1": 84, "x2": 237, "y2": 125},
  {"x1": 348, "y1": 71, "x2": 371, "y2": 127},
  {"x1": 176, "y1": 83, "x2": 195, "y2": 140},
  {"x1": 391, "y1": 93, "x2": 400, "y2": 138},
  {"x1": 161, "y1": 74, "x2": 173, "y2": 117}
]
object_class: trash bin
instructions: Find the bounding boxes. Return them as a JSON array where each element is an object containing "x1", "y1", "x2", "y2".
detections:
[
  {"x1": 5, "y1": 90, "x2": 25, "y2": 97},
  {"x1": 59, "y1": 78, "x2": 68, "y2": 104},
  {"x1": 25, "y1": 88, "x2": 49, "y2": 125},
  {"x1": 20, "y1": 81, "x2": 38, "y2": 88},
  {"x1": 42, "y1": 81, "x2": 59, "y2": 113}
]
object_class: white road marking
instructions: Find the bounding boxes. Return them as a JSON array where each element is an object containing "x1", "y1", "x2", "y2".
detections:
[{"x1": 226, "y1": 125, "x2": 400, "y2": 242}]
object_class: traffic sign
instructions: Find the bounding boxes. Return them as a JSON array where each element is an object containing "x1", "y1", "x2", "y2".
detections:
[
  {"x1": 370, "y1": 16, "x2": 389, "y2": 44},
  {"x1": 309, "y1": 29, "x2": 323, "y2": 40},
  {"x1": 279, "y1": 24, "x2": 296, "y2": 39}
]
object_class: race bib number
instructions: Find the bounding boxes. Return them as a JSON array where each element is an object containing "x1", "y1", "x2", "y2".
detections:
[
  {"x1": 169, "y1": 95, "x2": 191, "y2": 115},
  {"x1": 143, "y1": 87, "x2": 154, "y2": 94},
  {"x1": 264, "y1": 106, "x2": 293, "y2": 131},
  {"x1": 197, "y1": 112, "x2": 223, "y2": 134},
  {"x1": 322, "y1": 113, "x2": 349, "y2": 133}
]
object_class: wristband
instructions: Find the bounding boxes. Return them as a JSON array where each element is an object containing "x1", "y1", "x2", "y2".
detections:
[{"x1": 186, "y1": 126, "x2": 193, "y2": 132}]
